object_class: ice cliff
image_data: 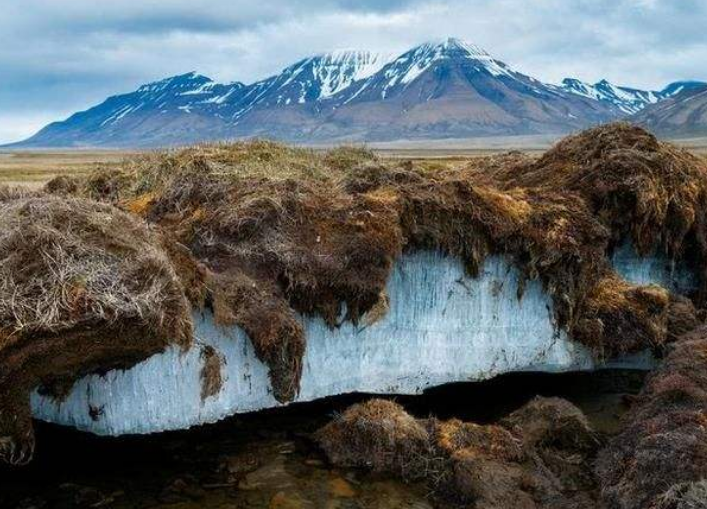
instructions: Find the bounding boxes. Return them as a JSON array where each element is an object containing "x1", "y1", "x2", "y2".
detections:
[{"x1": 31, "y1": 249, "x2": 690, "y2": 435}]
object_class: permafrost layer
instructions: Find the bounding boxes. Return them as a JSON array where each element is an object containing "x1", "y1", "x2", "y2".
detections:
[
  {"x1": 31, "y1": 250, "x2": 690, "y2": 435},
  {"x1": 611, "y1": 241, "x2": 696, "y2": 293}
]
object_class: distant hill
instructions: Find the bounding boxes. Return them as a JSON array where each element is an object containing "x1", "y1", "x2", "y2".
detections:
[
  {"x1": 8, "y1": 38, "x2": 705, "y2": 148},
  {"x1": 632, "y1": 83, "x2": 707, "y2": 138}
]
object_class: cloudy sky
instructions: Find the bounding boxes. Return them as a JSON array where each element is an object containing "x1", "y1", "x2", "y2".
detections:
[{"x1": 1, "y1": 0, "x2": 705, "y2": 143}]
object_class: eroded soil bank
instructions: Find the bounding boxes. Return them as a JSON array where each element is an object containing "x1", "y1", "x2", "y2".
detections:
[{"x1": 0, "y1": 370, "x2": 643, "y2": 509}]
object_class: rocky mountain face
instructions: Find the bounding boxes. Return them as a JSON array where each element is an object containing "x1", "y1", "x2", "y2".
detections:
[
  {"x1": 632, "y1": 83, "x2": 707, "y2": 137},
  {"x1": 9, "y1": 38, "x2": 706, "y2": 147}
]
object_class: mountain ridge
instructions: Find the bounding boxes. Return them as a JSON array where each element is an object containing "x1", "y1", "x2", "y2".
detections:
[
  {"x1": 9, "y1": 38, "x2": 705, "y2": 148},
  {"x1": 633, "y1": 83, "x2": 707, "y2": 137}
]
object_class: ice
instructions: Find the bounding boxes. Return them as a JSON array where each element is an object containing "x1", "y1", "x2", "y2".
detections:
[
  {"x1": 610, "y1": 240, "x2": 696, "y2": 294},
  {"x1": 31, "y1": 249, "x2": 684, "y2": 436}
]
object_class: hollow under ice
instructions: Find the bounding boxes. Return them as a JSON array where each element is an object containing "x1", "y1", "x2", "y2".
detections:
[{"x1": 30, "y1": 246, "x2": 694, "y2": 435}]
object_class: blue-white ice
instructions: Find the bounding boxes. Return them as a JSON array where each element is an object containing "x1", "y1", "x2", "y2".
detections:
[
  {"x1": 611, "y1": 241, "x2": 696, "y2": 294},
  {"x1": 31, "y1": 249, "x2": 688, "y2": 435}
]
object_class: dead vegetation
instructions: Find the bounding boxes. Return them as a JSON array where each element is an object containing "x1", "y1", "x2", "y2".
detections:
[
  {"x1": 316, "y1": 397, "x2": 603, "y2": 508},
  {"x1": 656, "y1": 481, "x2": 707, "y2": 509},
  {"x1": 53, "y1": 126, "x2": 700, "y2": 404},
  {"x1": 596, "y1": 325, "x2": 707, "y2": 509},
  {"x1": 199, "y1": 345, "x2": 224, "y2": 401},
  {"x1": 3, "y1": 124, "x2": 706, "y2": 467},
  {"x1": 471, "y1": 123, "x2": 707, "y2": 301},
  {"x1": 0, "y1": 189, "x2": 193, "y2": 465}
]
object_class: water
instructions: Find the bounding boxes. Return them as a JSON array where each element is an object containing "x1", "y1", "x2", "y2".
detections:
[{"x1": 2, "y1": 370, "x2": 644, "y2": 508}]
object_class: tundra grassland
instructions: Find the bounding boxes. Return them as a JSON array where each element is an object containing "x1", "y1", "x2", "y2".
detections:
[
  {"x1": 2, "y1": 136, "x2": 706, "y2": 188},
  {"x1": 0, "y1": 150, "x2": 137, "y2": 188}
]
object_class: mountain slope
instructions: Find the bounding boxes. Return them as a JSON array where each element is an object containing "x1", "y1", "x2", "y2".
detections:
[
  {"x1": 312, "y1": 38, "x2": 616, "y2": 140},
  {"x1": 11, "y1": 38, "x2": 700, "y2": 148},
  {"x1": 25, "y1": 73, "x2": 246, "y2": 147},
  {"x1": 560, "y1": 79, "x2": 706, "y2": 115},
  {"x1": 632, "y1": 84, "x2": 707, "y2": 137},
  {"x1": 560, "y1": 79, "x2": 660, "y2": 114}
]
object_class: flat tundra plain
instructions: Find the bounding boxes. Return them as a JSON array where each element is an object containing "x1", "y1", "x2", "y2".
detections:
[{"x1": 2, "y1": 135, "x2": 707, "y2": 187}]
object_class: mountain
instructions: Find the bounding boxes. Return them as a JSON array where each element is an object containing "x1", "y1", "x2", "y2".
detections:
[
  {"x1": 9, "y1": 38, "x2": 702, "y2": 148},
  {"x1": 632, "y1": 83, "x2": 707, "y2": 137},
  {"x1": 560, "y1": 79, "x2": 660, "y2": 114},
  {"x1": 312, "y1": 38, "x2": 616, "y2": 140},
  {"x1": 23, "y1": 72, "x2": 247, "y2": 147},
  {"x1": 559, "y1": 79, "x2": 706, "y2": 115}
]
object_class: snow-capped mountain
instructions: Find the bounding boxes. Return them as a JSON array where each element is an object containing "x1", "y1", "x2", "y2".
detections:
[
  {"x1": 239, "y1": 50, "x2": 392, "y2": 108},
  {"x1": 100, "y1": 72, "x2": 246, "y2": 122},
  {"x1": 560, "y1": 79, "x2": 660, "y2": 114},
  {"x1": 327, "y1": 38, "x2": 523, "y2": 103},
  {"x1": 312, "y1": 37, "x2": 615, "y2": 140},
  {"x1": 10, "y1": 38, "x2": 704, "y2": 148},
  {"x1": 559, "y1": 78, "x2": 707, "y2": 115},
  {"x1": 633, "y1": 83, "x2": 707, "y2": 137}
]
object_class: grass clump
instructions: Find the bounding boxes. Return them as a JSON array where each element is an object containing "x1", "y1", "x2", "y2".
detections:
[
  {"x1": 317, "y1": 397, "x2": 603, "y2": 508},
  {"x1": 596, "y1": 325, "x2": 707, "y2": 509},
  {"x1": 0, "y1": 189, "x2": 192, "y2": 465},
  {"x1": 475, "y1": 123, "x2": 707, "y2": 300}
]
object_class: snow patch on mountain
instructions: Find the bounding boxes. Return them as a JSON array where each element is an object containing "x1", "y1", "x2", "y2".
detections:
[
  {"x1": 561, "y1": 78, "x2": 707, "y2": 115},
  {"x1": 313, "y1": 50, "x2": 392, "y2": 98},
  {"x1": 383, "y1": 37, "x2": 516, "y2": 92},
  {"x1": 13, "y1": 38, "x2": 707, "y2": 148}
]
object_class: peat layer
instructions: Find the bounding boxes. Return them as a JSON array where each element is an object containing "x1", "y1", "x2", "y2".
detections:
[
  {"x1": 1, "y1": 122, "x2": 706, "y2": 465},
  {"x1": 72, "y1": 124, "x2": 706, "y2": 400}
]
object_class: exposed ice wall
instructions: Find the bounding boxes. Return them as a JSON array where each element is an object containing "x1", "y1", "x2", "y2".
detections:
[
  {"x1": 611, "y1": 241, "x2": 697, "y2": 293},
  {"x1": 31, "y1": 250, "x2": 683, "y2": 436}
]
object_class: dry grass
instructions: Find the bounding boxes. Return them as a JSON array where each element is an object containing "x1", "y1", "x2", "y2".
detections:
[
  {"x1": 0, "y1": 151, "x2": 133, "y2": 188},
  {"x1": 0, "y1": 190, "x2": 192, "y2": 465},
  {"x1": 472, "y1": 124, "x2": 707, "y2": 289},
  {"x1": 657, "y1": 480, "x2": 707, "y2": 509},
  {"x1": 596, "y1": 325, "x2": 707, "y2": 509},
  {"x1": 50, "y1": 127, "x2": 693, "y2": 404},
  {"x1": 317, "y1": 397, "x2": 603, "y2": 508}
]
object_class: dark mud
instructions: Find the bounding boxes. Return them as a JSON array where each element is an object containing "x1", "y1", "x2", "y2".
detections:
[{"x1": 0, "y1": 370, "x2": 644, "y2": 509}]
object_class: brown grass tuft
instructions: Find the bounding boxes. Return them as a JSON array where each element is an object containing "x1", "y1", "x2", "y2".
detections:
[
  {"x1": 317, "y1": 397, "x2": 602, "y2": 508},
  {"x1": 596, "y1": 325, "x2": 707, "y2": 509},
  {"x1": 0, "y1": 193, "x2": 193, "y2": 465},
  {"x1": 475, "y1": 122, "x2": 707, "y2": 301}
]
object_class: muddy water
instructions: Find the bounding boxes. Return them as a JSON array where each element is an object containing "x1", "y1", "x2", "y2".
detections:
[{"x1": 0, "y1": 370, "x2": 645, "y2": 509}]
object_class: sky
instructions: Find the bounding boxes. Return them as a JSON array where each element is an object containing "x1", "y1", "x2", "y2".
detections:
[{"x1": 1, "y1": 0, "x2": 705, "y2": 143}]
